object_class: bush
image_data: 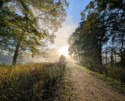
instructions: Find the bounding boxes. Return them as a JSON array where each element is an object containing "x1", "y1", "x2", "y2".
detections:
[
  {"x1": 107, "y1": 66, "x2": 125, "y2": 83},
  {"x1": 58, "y1": 55, "x2": 67, "y2": 70}
]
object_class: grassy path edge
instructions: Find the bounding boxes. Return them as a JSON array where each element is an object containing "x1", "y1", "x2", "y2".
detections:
[
  {"x1": 54, "y1": 67, "x2": 79, "y2": 101},
  {"x1": 76, "y1": 64, "x2": 125, "y2": 95}
]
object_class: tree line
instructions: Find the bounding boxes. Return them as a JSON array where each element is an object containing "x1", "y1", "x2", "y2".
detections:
[
  {"x1": 68, "y1": 0, "x2": 125, "y2": 73},
  {"x1": 0, "y1": 0, "x2": 68, "y2": 65}
]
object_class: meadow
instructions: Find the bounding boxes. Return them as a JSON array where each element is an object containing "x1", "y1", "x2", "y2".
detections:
[{"x1": 0, "y1": 62, "x2": 69, "y2": 101}]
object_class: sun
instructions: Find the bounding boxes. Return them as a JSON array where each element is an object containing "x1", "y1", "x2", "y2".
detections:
[{"x1": 59, "y1": 47, "x2": 68, "y2": 56}]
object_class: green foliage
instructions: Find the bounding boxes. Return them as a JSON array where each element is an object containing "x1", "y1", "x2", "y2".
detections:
[
  {"x1": 0, "y1": 0, "x2": 68, "y2": 64},
  {"x1": 107, "y1": 66, "x2": 125, "y2": 83},
  {"x1": 96, "y1": 0, "x2": 125, "y2": 10},
  {"x1": 68, "y1": 0, "x2": 125, "y2": 74},
  {"x1": 68, "y1": 11, "x2": 106, "y2": 72}
]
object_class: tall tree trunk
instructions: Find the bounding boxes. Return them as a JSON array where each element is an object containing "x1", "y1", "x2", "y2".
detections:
[
  {"x1": 121, "y1": 50, "x2": 125, "y2": 66},
  {"x1": 12, "y1": 33, "x2": 23, "y2": 65},
  {"x1": 12, "y1": 42, "x2": 20, "y2": 65},
  {"x1": 98, "y1": 43, "x2": 102, "y2": 65},
  {"x1": 95, "y1": 38, "x2": 103, "y2": 73},
  {"x1": 105, "y1": 45, "x2": 108, "y2": 64},
  {"x1": 98, "y1": 42, "x2": 104, "y2": 73},
  {"x1": 110, "y1": 47, "x2": 114, "y2": 66},
  {"x1": 110, "y1": 36, "x2": 115, "y2": 66},
  {"x1": 0, "y1": 1, "x2": 4, "y2": 9},
  {"x1": 120, "y1": 33, "x2": 125, "y2": 66}
]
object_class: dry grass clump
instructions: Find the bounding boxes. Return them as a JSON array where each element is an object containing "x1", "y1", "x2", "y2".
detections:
[{"x1": 0, "y1": 62, "x2": 66, "y2": 101}]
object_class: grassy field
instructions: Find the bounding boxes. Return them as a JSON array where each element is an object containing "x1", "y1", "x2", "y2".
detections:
[{"x1": 0, "y1": 62, "x2": 75, "y2": 101}]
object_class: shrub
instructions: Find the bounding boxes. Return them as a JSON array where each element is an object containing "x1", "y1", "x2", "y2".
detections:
[
  {"x1": 107, "y1": 66, "x2": 125, "y2": 83},
  {"x1": 58, "y1": 55, "x2": 67, "y2": 70}
]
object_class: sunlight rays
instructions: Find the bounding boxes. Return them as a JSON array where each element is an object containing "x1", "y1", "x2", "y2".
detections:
[{"x1": 59, "y1": 46, "x2": 68, "y2": 56}]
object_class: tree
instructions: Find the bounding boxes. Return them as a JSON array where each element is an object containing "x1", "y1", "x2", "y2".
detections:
[
  {"x1": 58, "y1": 55, "x2": 67, "y2": 69},
  {"x1": 69, "y1": 6, "x2": 107, "y2": 73},
  {"x1": 0, "y1": 0, "x2": 68, "y2": 65},
  {"x1": 68, "y1": 0, "x2": 125, "y2": 74}
]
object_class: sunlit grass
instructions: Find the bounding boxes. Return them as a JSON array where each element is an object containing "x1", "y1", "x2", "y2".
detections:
[{"x1": 0, "y1": 63, "x2": 66, "y2": 101}]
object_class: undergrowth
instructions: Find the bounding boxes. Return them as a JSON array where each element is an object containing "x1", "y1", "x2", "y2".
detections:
[{"x1": 0, "y1": 63, "x2": 67, "y2": 101}]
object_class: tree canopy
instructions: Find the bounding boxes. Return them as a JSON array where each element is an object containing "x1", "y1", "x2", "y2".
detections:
[
  {"x1": 68, "y1": 0, "x2": 125, "y2": 73},
  {"x1": 0, "y1": 0, "x2": 68, "y2": 64}
]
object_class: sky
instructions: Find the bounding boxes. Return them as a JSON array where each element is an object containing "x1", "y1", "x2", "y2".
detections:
[{"x1": 52, "y1": 0, "x2": 91, "y2": 50}]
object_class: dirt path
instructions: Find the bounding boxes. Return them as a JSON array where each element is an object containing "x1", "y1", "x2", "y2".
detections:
[{"x1": 68, "y1": 63, "x2": 125, "y2": 101}]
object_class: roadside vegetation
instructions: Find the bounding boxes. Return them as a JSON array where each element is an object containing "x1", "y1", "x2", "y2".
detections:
[
  {"x1": 0, "y1": 62, "x2": 72, "y2": 101},
  {"x1": 78, "y1": 65, "x2": 125, "y2": 95}
]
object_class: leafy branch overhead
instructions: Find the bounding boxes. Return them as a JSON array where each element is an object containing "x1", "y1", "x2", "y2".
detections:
[{"x1": 0, "y1": 0, "x2": 68, "y2": 65}]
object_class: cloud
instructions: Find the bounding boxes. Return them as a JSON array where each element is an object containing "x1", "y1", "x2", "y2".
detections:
[{"x1": 52, "y1": 16, "x2": 78, "y2": 49}]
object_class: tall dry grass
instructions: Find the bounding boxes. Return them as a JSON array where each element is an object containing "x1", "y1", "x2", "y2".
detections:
[{"x1": 0, "y1": 62, "x2": 65, "y2": 101}]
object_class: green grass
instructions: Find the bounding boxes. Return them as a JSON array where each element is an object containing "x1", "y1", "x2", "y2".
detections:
[
  {"x1": 78, "y1": 65, "x2": 125, "y2": 95},
  {"x1": 54, "y1": 67, "x2": 79, "y2": 101},
  {"x1": 0, "y1": 63, "x2": 67, "y2": 101}
]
